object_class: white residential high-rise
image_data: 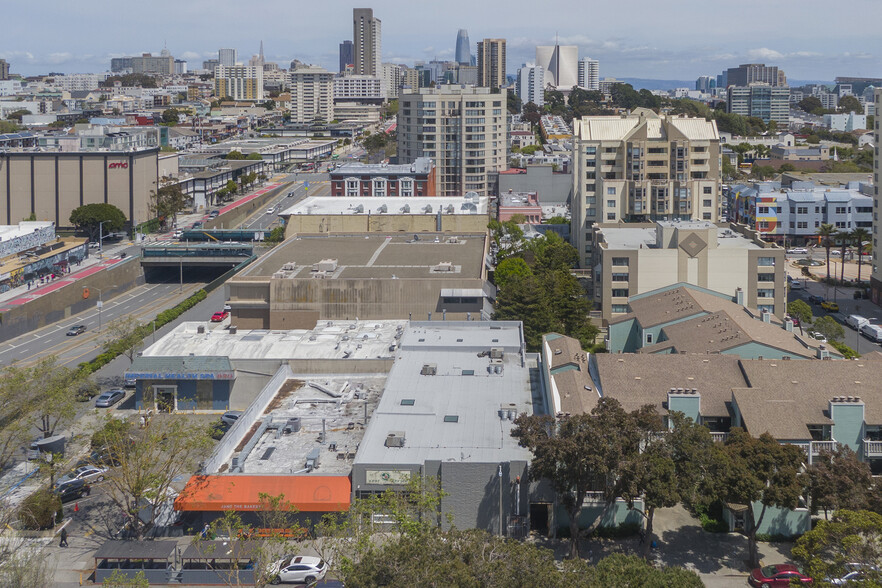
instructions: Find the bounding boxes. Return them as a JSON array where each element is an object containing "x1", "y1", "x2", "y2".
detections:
[
  {"x1": 516, "y1": 64, "x2": 544, "y2": 107},
  {"x1": 578, "y1": 57, "x2": 599, "y2": 91},
  {"x1": 289, "y1": 66, "x2": 334, "y2": 123},
  {"x1": 381, "y1": 63, "x2": 401, "y2": 99},
  {"x1": 536, "y1": 44, "x2": 578, "y2": 89},
  {"x1": 353, "y1": 8, "x2": 382, "y2": 77},
  {"x1": 218, "y1": 48, "x2": 237, "y2": 68},
  {"x1": 398, "y1": 86, "x2": 508, "y2": 196}
]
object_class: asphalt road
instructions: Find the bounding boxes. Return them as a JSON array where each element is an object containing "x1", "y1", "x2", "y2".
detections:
[{"x1": 241, "y1": 175, "x2": 329, "y2": 231}]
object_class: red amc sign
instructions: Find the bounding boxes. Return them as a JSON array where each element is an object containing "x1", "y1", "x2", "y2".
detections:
[{"x1": 108, "y1": 162, "x2": 129, "y2": 169}]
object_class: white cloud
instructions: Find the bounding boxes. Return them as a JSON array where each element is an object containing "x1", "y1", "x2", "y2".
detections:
[
  {"x1": 180, "y1": 51, "x2": 202, "y2": 61},
  {"x1": 746, "y1": 48, "x2": 784, "y2": 61}
]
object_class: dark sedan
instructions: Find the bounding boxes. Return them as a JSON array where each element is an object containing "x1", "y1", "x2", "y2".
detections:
[{"x1": 66, "y1": 325, "x2": 87, "y2": 336}]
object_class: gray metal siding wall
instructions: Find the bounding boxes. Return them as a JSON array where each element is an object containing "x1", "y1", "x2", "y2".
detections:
[{"x1": 438, "y1": 461, "x2": 528, "y2": 534}]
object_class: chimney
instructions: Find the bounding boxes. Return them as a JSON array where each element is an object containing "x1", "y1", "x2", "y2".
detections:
[
  {"x1": 762, "y1": 310, "x2": 771, "y2": 323},
  {"x1": 784, "y1": 318, "x2": 794, "y2": 332}
]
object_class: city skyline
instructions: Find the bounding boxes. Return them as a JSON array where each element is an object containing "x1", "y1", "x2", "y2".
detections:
[{"x1": 1, "y1": 0, "x2": 880, "y2": 81}]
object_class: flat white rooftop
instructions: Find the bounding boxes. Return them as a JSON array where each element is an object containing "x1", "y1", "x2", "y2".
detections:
[
  {"x1": 0, "y1": 221, "x2": 54, "y2": 241},
  {"x1": 279, "y1": 196, "x2": 489, "y2": 217},
  {"x1": 600, "y1": 223, "x2": 763, "y2": 251},
  {"x1": 143, "y1": 320, "x2": 407, "y2": 361}
]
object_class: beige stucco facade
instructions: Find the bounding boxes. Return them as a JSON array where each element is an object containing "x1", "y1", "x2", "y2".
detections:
[{"x1": 0, "y1": 149, "x2": 159, "y2": 230}]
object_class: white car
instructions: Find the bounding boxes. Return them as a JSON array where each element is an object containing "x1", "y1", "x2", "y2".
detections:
[
  {"x1": 786, "y1": 247, "x2": 808, "y2": 255},
  {"x1": 269, "y1": 555, "x2": 328, "y2": 585},
  {"x1": 266, "y1": 207, "x2": 276, "y2": 215},
  {"x1": 56, "y1": 465, "x2": 107, "y2": 487},
  {"x1": 807, "y1": 330, "x2": 827, "y2": 343}
]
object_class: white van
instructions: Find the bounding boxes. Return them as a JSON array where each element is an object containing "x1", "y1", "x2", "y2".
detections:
[
  {"x1": 860, "y1": 323, "x2": 882, "y2": 342},
  {"x1": 847, "y1": 315, "x2": 869, "y2": 330}
]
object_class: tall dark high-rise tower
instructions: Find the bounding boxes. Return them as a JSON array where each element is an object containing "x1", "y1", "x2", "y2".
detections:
[
  {"x1": 339, "y1": 40, "x2": 354, "y2": 73},
  {"x1": 455, "y1": 29, "x2": 471, "y2": 65}
]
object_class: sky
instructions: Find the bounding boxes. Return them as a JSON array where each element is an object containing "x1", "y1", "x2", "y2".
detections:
[{"x1": 2, "y1": 0, "x2": 880, "y2": 83}]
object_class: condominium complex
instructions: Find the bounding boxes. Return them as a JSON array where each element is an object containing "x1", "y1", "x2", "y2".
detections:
[
  {"x1": 516, "y1": 64, "x2": 544, "y2": 107},
  {"x1": 571, "y1": 109, "x2": 722, "y2": 267},
  {"x1": 536, "y1": 44, "x2": 578, "y2": 89},
  {"x1": 727, "y1": 84, "x2": 790, "y2": 127},
  {"x1": 578, "y1": 57, "x2": 600, "y2": 91},
  {"x1": 333, "y1": 75, "x2": 384, "y2": 100},
  {"x1": 398, "y1": 85, "x2": 508, "y2": 196},
  {"x1": 131, "y1": 52, "x2": 175, "y2": 75},
  {"x1": 476, "y1": 39, "x2": 506, "y2": 89},
  {"x1": 289, "y1": 66, "x2": 334, "y2": 123},
  {"x1": 214, "y1": 65, "x2": 264, "y2": 101},
  {"x1": 353, "y1": 8, "x2": 382, "y2": 77},
  {"x1": 871, "y1": 89, "x2": 882, "y2": 306},
  {"x1": 218, "y1": 48, "x2": 237, "y2": 68}
]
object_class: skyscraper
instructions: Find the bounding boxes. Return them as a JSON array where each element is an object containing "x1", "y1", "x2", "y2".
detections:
[
  {"x1": 353, "y1": 8, "x2": 382, "y2": 77},
  {"x1": 455, "y1": 29, "x2": 471, "y2": 65},
  {"x1": 0, "y1": 59, "x2": 9, "y2": 81},
  {"x1": 476, "y1": 38, "x2": 506, "y2": 89},
  {"x1": 218, "y1": 48, "x2": 237, "y2": 68},
  {"x1": 578, "y1": 57, "x2": 599, "y2": 91},
  {"x1": 725, "y1": 63, "x2": 782, "y2": 88},
  {"x1": 339, "y1": 40, "x2": 354, "y2": 73},
  {"x1": 536, "y1": 45, "x2": 578, "y2": 89}
]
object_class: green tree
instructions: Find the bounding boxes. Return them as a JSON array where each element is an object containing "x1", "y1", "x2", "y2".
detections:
[
  {"x1": 102, "y1": 316, "x2": 145, "y2": 364},
  {"x1": 787, "y1": 299, "x2": 813, "y2": 335},
  {"x1": 812, "y1": 315, "x2": 845, "y2": 343},
  {"x1": 792, "y1": 510, "x2": 882, "y2": 585},
  {"x1": 0, "y1": 120, "x2": 21, "y2": 133},
  {"x1": 160, "y1": 108, "x2": 180, "y2": 125},
  {"x1": 798, "y1": 96, "x2": 823, "y2": 114},
  {"x1": 493, "y1": 257, "x2": 532, "y2": 290},
  {"x1": 245, "y1": 152, "x2": 263, "y2": 160},
  {"x1": 69, "y1": 203, "x2": 127, "y2": 242},
  {"x1": 492, "y1": 273, "x2": 554, "y2": 350},
  {"x1": 18, "y1": 488, "x2": 61, "y2": 530},
  {"x1": 506, "y1": 91, "x2": 521, "y2": 115},
  {"x1": 7, "y1": 109, "x2": 31, "y2": 122},
  {"x1": 225, "y1": 150, "x2": 246, "y2": 160},
  {"x1": 804, "y1": 446, "x2": 874, "y2": 519},
  {"x1": 512, "y1": 398, "x2": 658, "y2": 559},
  {"x1": 581, "y1": 553, "x2": 704, "y2": 587},
  {"x1": 710, "y1": 428, "x2": 805, "y2": 568},
  {"x1": 100, "y1": 73, "x2": 157, "y2": 88},
  {"x1": 609, "y1": 83, "x2": 641, "y2": 110},
  {"x1": 817, "y1": 223, "x2": 836, "y2": 280},
  {"x1": 149, "y1": 184, "x2": 188, "y2": 229},
  {"x1": 6, "y1": 356, "x2": 83, "y2": 439},
  {"x1": 852, "y1": 227, "x2": 871, "y2": 283},
  {"x1": 522, "y1": 101, "x2": 542, "y2": 127},
  {"x1": 838, "y1": 95, "x2": 862, "y2": 113},
  {"x1": 102, "y1": 569, "x2": 150, "y2": 587},
  {"x1": 545, "y1": 216, "x2": 569, "y2": 224},
  {"x1": 487, "y1": 219, "x2": 524, "y2": 255},
  {"x1": 266, "y1": 226, "x2": 285, "y2": 244},
  {"x1": 101, "y1": 415, "x2": 212, "y2": 539}
]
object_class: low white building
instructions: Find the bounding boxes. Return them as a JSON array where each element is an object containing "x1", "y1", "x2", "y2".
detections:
[{"x1": 823, "y1": 111, "x2": 867, "y2": 132}]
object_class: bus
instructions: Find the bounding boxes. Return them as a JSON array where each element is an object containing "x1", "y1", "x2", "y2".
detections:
[{"x1": 300, "y1": 162, "x2": 315, "y2": 172}]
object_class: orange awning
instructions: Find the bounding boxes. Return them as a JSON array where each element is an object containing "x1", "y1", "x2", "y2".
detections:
[{"x1": 175, "y1": 475, "x2": 351, "y2": 512}]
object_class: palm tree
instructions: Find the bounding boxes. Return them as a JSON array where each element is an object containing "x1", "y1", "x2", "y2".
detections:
[
  {"x1": 835, "y1": 230, "x2": 851, "y2": 282},
  {"x1": 852, "y1": 227, "x2": 871, "y2": 284},
  {"x1": 817, "y1": 223, "x2": 836, "y2": 280}
]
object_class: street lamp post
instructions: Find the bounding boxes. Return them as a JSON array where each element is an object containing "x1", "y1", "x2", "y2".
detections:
[
  {"x1": 98, "y1": 221, "x2": 107, "y2": 258},
  {"x1": 93, "y1": 287, "x2": 104, "y2": 333}
]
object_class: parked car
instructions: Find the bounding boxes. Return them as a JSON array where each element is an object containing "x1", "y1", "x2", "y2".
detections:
[
  {"x1": 221, "y1": 410, "x2": 243, "y2": 426},
  {"x1": 786, "y1": 248, "x2": 808, "y2": 255},
  {"x1": 808, "y1": 294, "x2": 825, "y2": 305},
  {"x1": 826, "y1": 563, "x2": 879, "y2": 586},
  {"x1": 66, "y1": 325, "x2": 86, "y2": 336},
  {"x1": 789, "y1": 280, "x2": 804, "y2": 290},
  {"x1": 786, "y1": 315, "x2": 800, "y2": 327},
  {"x1": 807, "y1": 330, "x2": 827, "y2": 343},
  {"x1": 860, "y1": 323, "x2": 882, "y2": 343},
  {"x1": 173, "y1": 229, "x2": 184, "y2": 239},
  {"x1": 56, "y1": 465, "x2": 107, "y2": 487},
  {"x1": 266, "y1": 207, "x2": 276, "y2": 215},
  {"x1": 54, "y1": 479, "x2": 91, "y2": 503},
  {"x1": 268, "y1": 555, "x2": 328, "y2": 585},
  {"x1": 749, "y1": 564, "x2": 812, "y2": 587},
  {"x1": 821, "y1": 301, "x2": 840, "y2": 312},
  {"x1": 88, "y1": 242, "x2": 100, "y2": 249},
  {"x1": 211, "y1": 311, "x2": 229, "y2": 322},
  {"x1": 95, "y1": 389, "x2": 126, "y2": 408}
]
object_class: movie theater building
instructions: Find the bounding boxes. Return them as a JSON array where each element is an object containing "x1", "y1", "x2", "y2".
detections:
[{"x1": 0, "y1": 148, "x2": 159, "y2": 231}]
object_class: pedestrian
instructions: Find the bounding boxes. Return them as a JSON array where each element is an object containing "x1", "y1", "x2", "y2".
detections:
[
  {"x1": 27, "y1": 282, "x2": 30, "y2": 290},
  {"x1": 638, "y1": 528, "x2": 646, "y2": 545},
  {"x1": 59, "y1": 527, "x2": 68, "y2": 548},
  {"x1": 201, "y1": 523, "x2": 210, "y2": 539}
]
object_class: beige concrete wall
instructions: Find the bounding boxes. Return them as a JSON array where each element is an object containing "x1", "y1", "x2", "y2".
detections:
[{"x1": 0, "y1": 257, "x2": 144, "y2": 342}]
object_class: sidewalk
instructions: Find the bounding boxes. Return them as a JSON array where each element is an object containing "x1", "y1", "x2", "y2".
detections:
[{"x1": 0, "y1": 242, "x2": 133, "y2": 312}]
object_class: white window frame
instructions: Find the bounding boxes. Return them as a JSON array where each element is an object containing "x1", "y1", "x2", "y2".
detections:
[
  {"x1": 400, "y1": 178, "x2": 414, "y2": 197},
  {"x1": 345, "y1": 177, "x2": 360, "y2": 197},
  {"x1": 373, "y1": 178, "x2": 387, "y2": 197}
]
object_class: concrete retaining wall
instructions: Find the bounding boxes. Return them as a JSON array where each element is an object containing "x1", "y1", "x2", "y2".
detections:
[{"x1": 0, "y1": 257, "x2": 144, "y2": 343}]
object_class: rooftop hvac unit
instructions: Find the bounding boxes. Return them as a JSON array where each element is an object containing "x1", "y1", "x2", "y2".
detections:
[
  {"x1": 489, "y1": 347, "x2": 504, "y2": 359},
  {"x1": 377, "y1": 204, "x2": 387, "y2": 214},
  {"x1": 445, "y1": 204, "x2": 454, "y2": 214},
  {"x1": 354, "y1": 204, "x2": 364, "y2": 214},
  {"x1": 281, "y1": 262, "x2": 297, "y2": 271},
  {"x1": 385, "y1": 432, "x2": 406, "y2": 448},
  {"x1": 433, "y1": 261, "x2": 454, "y2": 272},
  {"x1": 420, "y1": 363, "x2": 437, "y2": 376},
  {"x1": 197, "y1": 325, "x2": 205, "y2": 334},
  {"x1": 229, "y1": 326, "x2": 237, "y2": 334},
  {"x1": 400, "y1": 204, "x2": 411, "y2": 213},
  {"x1": 423, "y1": 204, "x2": 433, "y2": 213},
  {"x1": 305, "y1": 447, "x2": 321, "y2": 470},
  {"x1": 312, "y1": 271, "x2": 328, "y2": 279},
  {"x1": 314, "y1": 258, "x2": 338, "y2": 272}
]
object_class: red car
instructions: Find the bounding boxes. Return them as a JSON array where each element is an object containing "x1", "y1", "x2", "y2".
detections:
[
  {"x1": 210, "y1": 311, "x2": 229, "y2": 322},
  {"x1": 749, "y1": 564, "x2": 812, "y2": 587}
]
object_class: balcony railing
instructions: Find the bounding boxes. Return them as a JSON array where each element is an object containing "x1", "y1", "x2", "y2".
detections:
[
  {"x1": 864, "y1": 439, "x2": 882, "y2": 458},
  {"x1": 710, "y1": 432, "x2": 729, "y2": 443},
  {"x1": 811, "y1": 440, "x2": 838, "y2": 456}
]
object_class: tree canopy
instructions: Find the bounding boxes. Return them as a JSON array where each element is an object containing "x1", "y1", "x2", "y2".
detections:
[
  {"x1": 792, "y1": 510, "x2": 882, "y2": 585},
  {"x1": 149, "y1": 184, "x2": 188, "y2": 229},
  {"x1": 69, "y1": 203, "x2": 127, "y2": 241}
]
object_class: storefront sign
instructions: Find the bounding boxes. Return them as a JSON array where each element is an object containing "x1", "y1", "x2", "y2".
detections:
[
  {"x1": 365, "y1": 470, "x2": 412, "y2": 485},
  {"x1": 108, "y1": 162, "x2": 129, "y2": 169}
]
